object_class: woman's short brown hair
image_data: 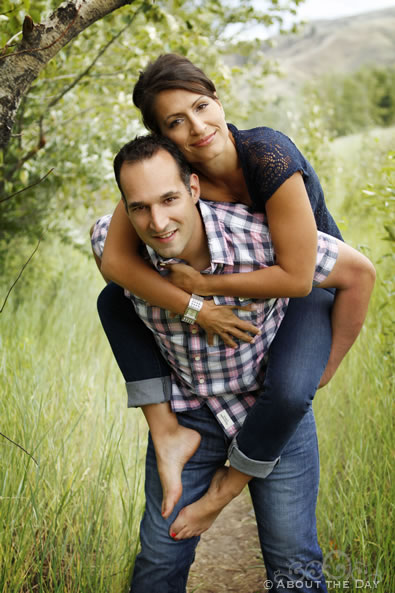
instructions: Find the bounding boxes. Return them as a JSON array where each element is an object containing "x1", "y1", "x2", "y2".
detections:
[{"x1": 133, "y1": 54, "x2": 217, "y2": 134}]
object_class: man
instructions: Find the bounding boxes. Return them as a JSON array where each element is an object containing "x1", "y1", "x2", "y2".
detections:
[{"x1": 91, "y1": 134, "x2": 374, "y2": 593}]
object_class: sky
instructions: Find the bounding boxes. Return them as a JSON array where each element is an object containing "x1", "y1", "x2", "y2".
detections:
[
  {"x1": 294, "y1": 0, "x2": 395, "y2": 21},
  {"x1": 243, "y1": 0, "x2": 395, "y2": 38}
]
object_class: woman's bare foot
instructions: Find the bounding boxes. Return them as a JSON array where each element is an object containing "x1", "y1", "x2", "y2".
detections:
[
  {"x1": 169, "y1": 466, "x2": 250, "y2": 539},
  {"x1": 153, "y1": 425, "x2": 201, "y2": 519}
]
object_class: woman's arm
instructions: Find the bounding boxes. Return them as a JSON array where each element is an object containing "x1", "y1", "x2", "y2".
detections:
[
  {"x1": 166, "y1": 173, "x2": 319, "y2": 298},
  {"x1": 97, "y1": 201, "x2": 260, "y2": 347}
]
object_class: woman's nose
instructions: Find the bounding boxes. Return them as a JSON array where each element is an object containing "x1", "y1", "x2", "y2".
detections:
[{"x1": 189, "y1": 115, "x2": 206, "y2": 135}]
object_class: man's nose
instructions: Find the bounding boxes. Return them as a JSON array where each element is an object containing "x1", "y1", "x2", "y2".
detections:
[{"x1": 149, "y1": 207, "x2": 168, "y2": 232}]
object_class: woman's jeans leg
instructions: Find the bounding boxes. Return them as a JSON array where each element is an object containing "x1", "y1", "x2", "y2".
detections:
[
  {"x1": 130, "y1": 406, "x2": 327, "y2": 593},
  {"x1": 97, "y1": 282, "x2": 171, "y2": 406},
  {"x1": 234, "y1": 287, "x2": 334, "y2": 464}
]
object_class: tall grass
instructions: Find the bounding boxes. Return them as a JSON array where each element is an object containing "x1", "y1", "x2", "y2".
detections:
[
  {"x1": 313, "y1": 130, "x2": 394, "y2": 591},
  {"x1": 0, "y1": 244, "x2": 146, "y2": 593}
]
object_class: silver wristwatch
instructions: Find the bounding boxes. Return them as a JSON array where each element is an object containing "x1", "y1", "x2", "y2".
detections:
[{"x1": 181, "y1": 294, "x2": 204, "y2": 324}]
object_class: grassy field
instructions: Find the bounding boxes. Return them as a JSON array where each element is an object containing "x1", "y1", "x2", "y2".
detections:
[
  {"x1": 314, "y1": 128, "x2": 394, "y2": 591},
  {"x1": 0, "y1": 129, "x2": 393, "y2": 592},
  {"x1": 0, "y1": 248, "x2": 146, "y2": 592}
]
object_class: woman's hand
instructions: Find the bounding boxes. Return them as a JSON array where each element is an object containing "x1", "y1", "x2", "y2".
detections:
[
  {"x1": 162, "y1": 262, "x2": 203, "y2": 294},
  {"x1": 196, "y1": 299, "x2": 260, "y2": 348}
]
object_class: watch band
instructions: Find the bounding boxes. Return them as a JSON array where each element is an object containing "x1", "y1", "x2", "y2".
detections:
[{"x1": 182, "y1": 294, "x2": 204, "y2": 324}]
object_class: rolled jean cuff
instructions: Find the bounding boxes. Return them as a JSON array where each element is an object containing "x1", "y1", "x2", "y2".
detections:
[
  {"x1": 126, "y1": 377, "x2": 172, "y2": 408},
  {"x1": 228, "y1": 436, "x2": 280, "y2": 479}
]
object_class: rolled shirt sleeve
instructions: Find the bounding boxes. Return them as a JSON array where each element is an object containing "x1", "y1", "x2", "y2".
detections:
[{"x1": 313, "y1": 232, "x2": 339, "y2": 285}]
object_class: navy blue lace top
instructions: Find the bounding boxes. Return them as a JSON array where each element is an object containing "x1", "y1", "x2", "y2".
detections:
[{"x1": 228, "y1": 123, "x2": 343, "y2": 240}]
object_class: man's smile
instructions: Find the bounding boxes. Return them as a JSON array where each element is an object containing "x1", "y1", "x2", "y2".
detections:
[{"x1": 152, "y1": 230, "x2": 178, "y2": 242}]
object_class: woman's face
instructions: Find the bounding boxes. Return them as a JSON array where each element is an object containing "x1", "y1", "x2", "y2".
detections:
[{"x1": 154, "y1": 89, "x2": 230, "y2": 165}]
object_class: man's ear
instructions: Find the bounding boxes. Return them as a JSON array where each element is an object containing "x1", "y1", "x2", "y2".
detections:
[{"x1": 190, "y1": 173, "x2": 200, "y2": 204}]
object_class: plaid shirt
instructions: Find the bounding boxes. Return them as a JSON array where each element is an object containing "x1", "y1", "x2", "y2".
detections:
[{"x1": 92, "y1": 201, "x2": 338, "y2": 437}]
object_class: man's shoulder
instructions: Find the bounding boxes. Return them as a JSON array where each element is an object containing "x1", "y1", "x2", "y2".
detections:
[{"x1": 199, "y1": 200, "x2": 267, "y2": 232}]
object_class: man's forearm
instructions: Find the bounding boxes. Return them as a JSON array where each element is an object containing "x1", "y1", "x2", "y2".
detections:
[{"x1": 319, "y1": 260, "x2": 376, "y2": 387}]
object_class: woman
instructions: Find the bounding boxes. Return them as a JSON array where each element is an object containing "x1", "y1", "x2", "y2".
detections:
[{"x1": 96, "y1": 54, "x2": 373, "y2": 538}]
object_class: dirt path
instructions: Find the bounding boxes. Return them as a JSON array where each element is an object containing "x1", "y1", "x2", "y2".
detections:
[{"x1": 187, "y1": 490, "x2": 267, "y2": 593}]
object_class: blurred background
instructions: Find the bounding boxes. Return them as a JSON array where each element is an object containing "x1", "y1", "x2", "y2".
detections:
[{"x1": 1, "y1": 1, "x2": 394, "y2": 591}]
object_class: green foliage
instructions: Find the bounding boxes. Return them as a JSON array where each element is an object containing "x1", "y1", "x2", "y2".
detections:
[
  {"x1": 0, "y1": 1, "x2": 56, "y2": 48},
  {"x1": 303, "y1": 65, "x2": 395, "y2": 138},
  {"x1": 0, "y1": 0, "x2": 300, "y2": 268}
]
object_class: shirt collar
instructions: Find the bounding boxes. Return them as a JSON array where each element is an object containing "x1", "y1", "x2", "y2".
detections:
[{"x1": 146, "y1": 200, "x2": 233, "y2": 273}]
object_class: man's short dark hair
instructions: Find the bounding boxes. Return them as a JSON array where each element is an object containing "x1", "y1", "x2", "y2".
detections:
[{"x1": 113, "y1": 134, "x2": 193, "y2": 208}]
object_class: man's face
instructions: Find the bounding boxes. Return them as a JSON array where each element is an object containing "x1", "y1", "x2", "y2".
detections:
[{"x1": 120, "y1": 150, "x2": 202, "y2": 261}]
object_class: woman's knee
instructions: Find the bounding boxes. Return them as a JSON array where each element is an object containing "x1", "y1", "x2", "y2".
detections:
[
  {"x1": 263, "y1": 370, "x2": 318, "y2": 418},
  {"x1": 97, "y1": 282, "x2": 128, "y2": 323}
]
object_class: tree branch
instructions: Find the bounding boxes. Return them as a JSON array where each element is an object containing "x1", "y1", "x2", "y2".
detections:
[
  {"x1": 46, "y1": 9, "x2": 140, "y2": 111},
  {"x1": 0, "y1": 6, "x2": 83, "y2": 61},
  {"x1": 0, "y1": 168, "x2": 54, "y2": 204},
  {"x1": 0, "y1": 238, "x2": 41, "y2": 314},
  {"x1": 0, "y1": 0, "x2": 137, "y2": 150}
]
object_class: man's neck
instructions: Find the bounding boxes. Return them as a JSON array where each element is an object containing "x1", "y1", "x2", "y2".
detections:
[{"x1": 180, "y1": 208, "x2": 211, "y2": 271}]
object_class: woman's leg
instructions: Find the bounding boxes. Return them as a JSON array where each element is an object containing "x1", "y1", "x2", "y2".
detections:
[
  {"x1": 97, "y1": 282, "x2": 172, "y2": 406},
  {"x1": 97, "y1": 282, "x2": 201, "y2": 517},
  {"x1": 130, "y1": 406, "x2": 229, "y2": 593},
  {"x1": 165, "y1": 288, "x2": 334, "y2": 537},
  {"x1": 232, "y1": 287, "x2": 334, "y2": 466}
]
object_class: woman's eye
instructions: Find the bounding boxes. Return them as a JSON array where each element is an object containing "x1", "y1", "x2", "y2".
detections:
[
  {"x1": 197, "y1": 102, "x2": 208, "y2": 111},
  {"x1": 169, "y1": 118, "x2": 183, "y2": 129}
]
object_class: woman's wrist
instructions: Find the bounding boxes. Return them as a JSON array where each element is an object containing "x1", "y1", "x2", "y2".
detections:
[{"x1": 194, "y1": 273, "x2": 212, "y2": 297}]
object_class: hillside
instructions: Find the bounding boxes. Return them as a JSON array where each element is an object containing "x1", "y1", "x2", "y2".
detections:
[{"x1": 256, "y1": 7, "x2": 395, "y2": 98}]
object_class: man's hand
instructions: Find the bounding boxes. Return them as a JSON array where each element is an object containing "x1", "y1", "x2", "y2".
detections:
[
  {"x1": 197, "y1": 299, "x2": 260, "y2": 348},
  {"x1": 318, "y1": 360, "x2": 338, "y2": 389}
]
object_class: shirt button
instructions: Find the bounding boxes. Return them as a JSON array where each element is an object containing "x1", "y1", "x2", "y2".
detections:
[
  {"x1": 191, "y1": 326, "x2": 198, "y2": 334},
  {"x1": 198, "y1": 378, "x2": 205, "y2": 384},
  {"x1": 194, "y1": 355, "x2": 201, "y2": 361}
]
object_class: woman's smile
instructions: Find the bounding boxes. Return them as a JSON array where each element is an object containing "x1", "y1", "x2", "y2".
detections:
[{"x1": 191, "y1": 131, "x2": 217, "y2": 147}]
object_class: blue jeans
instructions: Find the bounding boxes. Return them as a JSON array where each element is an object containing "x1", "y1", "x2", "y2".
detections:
[
  {"x1": 130, "y1": 405, "x2": 327, "y2": 593},
  {"x1": 97, "y1": 284, "x2": 334, "y2": 469}
]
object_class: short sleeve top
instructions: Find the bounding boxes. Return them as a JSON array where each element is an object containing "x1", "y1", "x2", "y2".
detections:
[{"x1": 228, "y1": 123, "x2": 343, "y2": 240}]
